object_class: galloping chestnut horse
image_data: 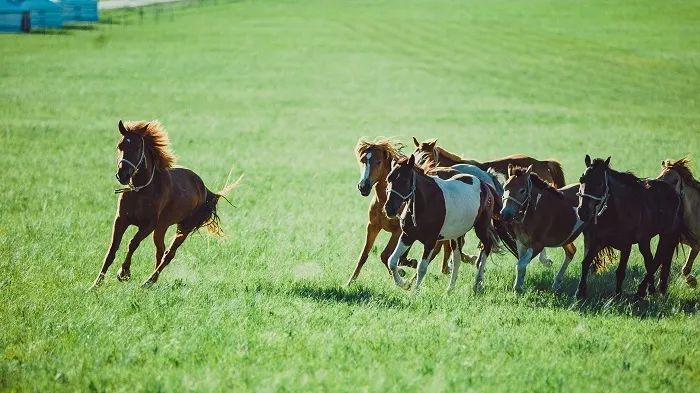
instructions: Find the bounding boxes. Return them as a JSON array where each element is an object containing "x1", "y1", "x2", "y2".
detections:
[
  {"x1": 657, "y1": 157, "x2": 700, "y2": 286},
  {"x1": 412, "y1": 137, "x2": 566, "y2": 266},
  {"x1": 384, "y1": 155, "x2": 505, "y2": 293},
  {"x1": 90, "y1": 120, "x2": 237, "y2": 289},
  {"x1": 576, "y1": 155, "x2": 682, "y2": 298},
  {"x1": 500, "y1": 165, "x2": 584, "y2": 292}
]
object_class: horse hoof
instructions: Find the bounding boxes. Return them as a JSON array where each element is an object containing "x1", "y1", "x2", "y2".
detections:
[
  {"x1": 141, "y1": 279, "x2": 155, "y2": 289},
  {"x1": 116, "y1": 269, "x2": 131, "y2": 282},
  {"x1": 686, "y1": 275, "x2": 697, "y2": 287},
  {"x1": 541, "y1": 258, "x2": 553, "y2": 267},
  {"x1": 473, "y1": 282, "x2": 484, "y2": 293},
  {"x1": 552, "y1": 283, "x2": 562, "y2": 293},
  {"x1": 513, "y1": 286, "x2": 525, "y2": 294}
]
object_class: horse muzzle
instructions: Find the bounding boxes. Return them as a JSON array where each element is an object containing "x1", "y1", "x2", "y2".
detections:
[
  {"x1": 115, "y1": 167, "x2": 133, "y2": 185},
  {"x1": 357, "y1": 180, "x2": 372, "y2": 196}
]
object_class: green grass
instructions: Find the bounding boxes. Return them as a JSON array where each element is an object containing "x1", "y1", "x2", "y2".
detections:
[{"x1": 2, "y1": 0, "x2": 700, "y2": 391}]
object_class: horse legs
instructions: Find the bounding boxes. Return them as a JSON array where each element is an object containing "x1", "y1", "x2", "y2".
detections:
[
  {"x1": 682, "y1": 246, "x2": 699, "y2": 287},
  {"x1": 447, "y1": 238, "x2": 464, "y2": 294},
  {"x1": 655, "y1": 233, "x2": 679, "y2": 295},
  {"x1": 439, "y1": 241, "x2": 451, "y2": 275},
  {"x1": 575, "y1": 237, "x2": 598, "y2": 300},
  {"x1": 553, "y1": 243, "x2": 576, "y2": 292},
  {"x1": 90, "y1": 216, "x2": 128, "y2": 290},
  {"x1": 636, "y1": 239, "x2": 656, "y2": 297},
  {"x1": 117, "y1": 224, "x2": 155, "y2": 282},
  {"x1": 412, "y1": 238, "x2": 439, "y2": 293},
  {"x1": 615, "y1": 244, "x2": 632, "y2": 295},
  {"x1": 539, "y1": 248, "x2": 553, "y2": 266},
  {"x1": 387, "y1": 235, "x2": 413, "y2": 290},
  {"x1": 141, "y1": 230, "x2": 190, "y2": 288},
  {"x1": 347, "y1": 223, "x2": 381, "y2": 286},
  {"x1": 513, "y1": 244, "x2": 535, "y2": 293}
]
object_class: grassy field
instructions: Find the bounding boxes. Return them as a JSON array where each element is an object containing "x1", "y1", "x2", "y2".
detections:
[{"x1": 2, "y1": 0, "x2": 700, "y2": 391}]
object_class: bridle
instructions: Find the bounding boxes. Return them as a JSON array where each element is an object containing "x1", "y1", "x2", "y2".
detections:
[
  {"x1": 577, "y1": 170, "x2": 609, "y2": 224},
  {"x1": 388, "y1": 169, "x2": 417, "y2": 227},
  {"x1": 115, "y1": 136, "x2": 156, "y2": 194},
  {"x1": 502, "y1": 174, "x2": 533, "y2": 224}
]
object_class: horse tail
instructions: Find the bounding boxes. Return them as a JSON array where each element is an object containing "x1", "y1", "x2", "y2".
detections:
[
  {"x1": 494, "y1": 220, "x2": 518, "y2": 258},
  {"x1": 198, "y1": 173, "x2": 243, "y2": 236},
  {"x1": 546, "y1": 160, "x2": 566, "y2": 188},
  {"x1": 591, "y1": 246, "x2": 616, "y2": 274}
]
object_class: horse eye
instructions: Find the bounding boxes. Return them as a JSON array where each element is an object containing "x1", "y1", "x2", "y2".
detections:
[{"x1": 520, "y1": 189, "x2": 526, "y2": 194}]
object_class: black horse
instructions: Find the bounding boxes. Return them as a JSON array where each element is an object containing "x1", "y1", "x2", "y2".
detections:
[{"x1": 575, "y1": 155, "x2": 682, "y2": 299}]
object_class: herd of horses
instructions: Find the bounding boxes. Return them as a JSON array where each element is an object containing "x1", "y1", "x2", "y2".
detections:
[
  {"x1": 353, "y1": 137, "x2": 700, "y2": 299},
  {"x1": 88, "y1": 120, "x2": 700, "y2": 299}
]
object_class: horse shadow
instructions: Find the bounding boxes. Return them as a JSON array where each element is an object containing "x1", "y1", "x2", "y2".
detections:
[
  {"x1": 529, "y1": 265, "x2": 700, "y2": 318},
  {"x1": 287, "y1": 282, "x2": 406, "y2": 309}
]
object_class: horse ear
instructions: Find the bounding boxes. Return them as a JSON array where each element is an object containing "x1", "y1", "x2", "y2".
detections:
[
  {"x1": 526, "y1": 164, "x2": 534, "y2": 174},
  {"x1": 507, "y1": 163, "x2": 514, "y2": 176},
  {"x1": 408, "y1": 154, "x2": 416, "y2": 166},
  {"x1": 118, "y1": 120, "x2": 127, "y2": 135},
  {"x1": 585, "y1": 154, "x2": 592, "y2": 167},
  {"x1": 412, "y1": 137, "x2": 420, "y2": 147},
  {"x1": 427, "y1": 138, "x2": 437, "y2": 149},
  {"x1": 605, "y1": 156, "x2": 611, "y2": 166}
]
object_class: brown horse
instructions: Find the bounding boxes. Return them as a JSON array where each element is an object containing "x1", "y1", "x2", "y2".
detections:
[
  {"x1": 658, "y1": 157, "x2": 700, "y2": 286},
  {"x1": 412, "y1": 137, "x2": 566, "y2": 266},
  {"x1": 500, "y1": 165, "x2": 583, "y2": 292},
  {"x1": 411, "y1": 137, "x2": 566, "y2": 187},
  {"x1": 89, "y1": 120, "x2": 238, "y2": 289}
]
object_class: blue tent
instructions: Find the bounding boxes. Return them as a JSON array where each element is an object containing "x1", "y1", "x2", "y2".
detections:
[
  {"x1": 19, "y1": 0, "x2": 62, "y2": 29},
  {"x1": 59, "y1": 0, "x2": 97, "y2": 22},
  {"x1": 0, "y1": 0, "x2": 27, "y2": 32}
]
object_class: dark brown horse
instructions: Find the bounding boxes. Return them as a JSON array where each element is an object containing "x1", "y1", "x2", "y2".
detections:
[
  {"x1": 90, "y1": 120, "x2": 238, "y2": 289},
  {"x1": 383, "y1": 155, "x2": 505, "y2": 293},
  {"x1": 412, "y1": 137, "x2": 566, "y2": 266},
  {"x1": 657, "y1": 157, "x2": 700, "y2": 286},
  {"x1": 576, "y1": 155, "x2": 682, "y2": 298},
  {"x1": 500, "y1": 165, "x2": 583, "y2": 292}
]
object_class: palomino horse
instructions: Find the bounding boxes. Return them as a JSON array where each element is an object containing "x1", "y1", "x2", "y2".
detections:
[
  {"x1": 576, "y1": 155, "x2": 682, "y2": 298},
  {"x1": 90, "y1": 120, "x2": 238, "y2": 289},
  {"x1": 500, "y1": 165, "x2": 583, "y2": 292},
  {"x1": 412, "y1": 137, "x2": 566, "y2": 266},
  {"x1": 383, "y1": 155, "x2": 504, "y2": 293},
  {"x1": 658, "y1": 157, "x2": 700, "y2": 286}
]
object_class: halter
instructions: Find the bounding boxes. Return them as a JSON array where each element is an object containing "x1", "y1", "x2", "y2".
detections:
[
  {"x1": 115, "y1": 136, "x2": 156, "y2": 194},
  {"x1": 502, "y1": 175, "x2": 533, "y2": 224},
  {"x1": 388, "y1": 170, "x2": 417, "y2": 227},
  {"x1": 577, "y1": 170, "x2": 609, "y2": 224}
]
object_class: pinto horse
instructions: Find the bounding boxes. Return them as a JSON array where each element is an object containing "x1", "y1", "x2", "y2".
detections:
[
  {"x1": 412, "y1": 137, "x2": 565, "y2": 266},
  {"x1": 576, "y1": 155, "x2": 682, "y2": 298},
  {"x1": 383, "y1": 155, "x2": 504, "y2": 293},
  {"x1": 657, "y1": 157, "x2": 700, "y2": 286},
  {"x1": 90, "y1": 120, "x2": 238, "y2": 289},
  {"x1": 500, "y1": 165, "x2": 584, "y2": 292}
]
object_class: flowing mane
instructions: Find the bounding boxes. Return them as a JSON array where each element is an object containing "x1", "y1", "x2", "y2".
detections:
[
  {"x1": 355, "y1": 137, "x2": 405, "y2": 161},
  {"x1": 663, "y1": 156, "x2": 700, "y2": 192},
  {"x1": 511, "y1": 167, "x2": 564, "y2": 199},
  {"x1": 123, "y1": 120, "x2": 176, "y2": 169}
]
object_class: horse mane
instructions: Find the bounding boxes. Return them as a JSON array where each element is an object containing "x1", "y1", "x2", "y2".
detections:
[
  {"x1": 592, "y1": 158, "x2": 647, "y2": 188},
  {"x1": 394, "y1": 156, "x2": 434, "y2": 175},
  {"x1": 355, "y1": 137, "x2": 405, "y2": 161},
  {"x1": 435, "y1": 146, "x2": 467, "y2": 163},
  {"x1": 663, "y1": 156, "x2": 700, "y2": 192},
  {"x1": 123, "y1": 120, "x2": 176, "y2": 169},
  {"x1": 511, "y1": 167, "x2": 564, "y2": 200}
]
